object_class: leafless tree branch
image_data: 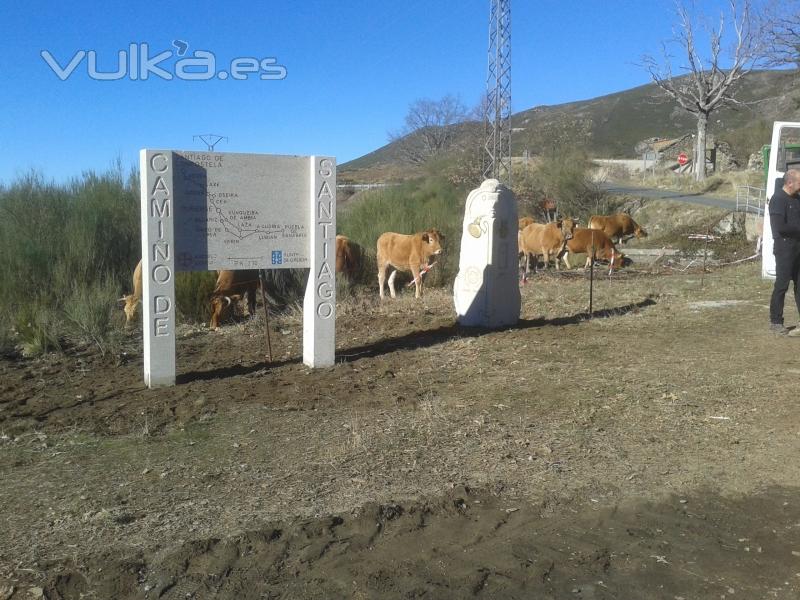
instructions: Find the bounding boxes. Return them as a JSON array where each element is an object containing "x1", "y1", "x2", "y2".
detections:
[
  {"x1": 640, "y1": 0, "x2": 765, "y2": 180},
  {"x1": 388, "y1": 95, "x2": 470, "y2": 165}
]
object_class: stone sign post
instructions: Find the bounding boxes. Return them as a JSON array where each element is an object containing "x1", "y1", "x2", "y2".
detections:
[
  {"x1": 453, "y1": 179, "x2": 520, "y2": 327},
  {"x1": 140, "y1": 150, "x2": 335, "y2": 388}
]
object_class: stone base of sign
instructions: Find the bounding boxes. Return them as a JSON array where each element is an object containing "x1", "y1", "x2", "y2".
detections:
[{"x1": 453, "y1": 179, "x2": 520, "y2": 328}]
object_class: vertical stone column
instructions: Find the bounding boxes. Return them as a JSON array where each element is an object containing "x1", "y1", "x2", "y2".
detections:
[
  {"x1": 453, "y1": 179, "x2": 520, "y2": 328},
  {"x1": 140, "y1": 150, "x2": 176, "y2": 387},
  {"x1": 303, "y1": 156, "x2": 336, "y2": 367}
]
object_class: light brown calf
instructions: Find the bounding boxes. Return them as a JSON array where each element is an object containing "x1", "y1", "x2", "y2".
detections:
[
  {"x1": 377, "y1": 229, "x2": 444, "y2": 299},
  {"x1": 587, "y1": 213, "x2": 647, "y2": 244},
  {"x1": 518, "y1": 218, "x2": 577, "y2": 277}
]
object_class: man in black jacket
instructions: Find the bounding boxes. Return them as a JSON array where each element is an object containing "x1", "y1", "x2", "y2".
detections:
[{"x1": 769, "y1": 168, "x2": 800, "y2": 335}]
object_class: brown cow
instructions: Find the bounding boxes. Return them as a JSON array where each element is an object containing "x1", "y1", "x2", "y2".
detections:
[
  {"x1": 120, "y1": 259, "x2": 143, "y2": 326},
  {"x1": 377, "y1": 229, "x2": 444, "y2": 299},
  {"x1": 336, "y1": 234, "x2": 362, "y2": 280},
  {"x1": 518, "y1": 218, "x2": 577, "y2": 278},
  {"x1": 209, "y1": 269, "x2": 261, "y2": 330},
  {"x1": 587, "y1": 213, "x2": 647, "y2": 244},
  {"x1": 560, "y1": 228, "x2": 625, "y2": 273}
]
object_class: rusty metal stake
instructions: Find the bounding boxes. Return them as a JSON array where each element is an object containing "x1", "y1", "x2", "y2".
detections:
[{"x1": 589, "y1": 231, "x2": 595, "y2": 318}]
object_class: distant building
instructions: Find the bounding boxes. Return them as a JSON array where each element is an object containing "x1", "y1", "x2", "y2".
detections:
[{"x1": 635, "y1": 133, "x2": 737, "y2": 171}]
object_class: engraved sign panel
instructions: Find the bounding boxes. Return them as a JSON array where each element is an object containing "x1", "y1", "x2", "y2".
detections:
[
  {"x1": 140, "y1": 149, "x2": 335, "y2": 388},
  {"x1": 171, "y1": 151, "x2": 310, "y2": 271}
]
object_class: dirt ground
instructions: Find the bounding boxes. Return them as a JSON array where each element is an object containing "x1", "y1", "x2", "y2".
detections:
[{"x1": 3, "y1": 260, "x2": 800, "y2": 599}]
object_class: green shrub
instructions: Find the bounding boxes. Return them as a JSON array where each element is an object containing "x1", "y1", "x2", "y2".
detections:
[
  {"x1": 512, "y1": 152, "x2": 608, "y2": 223},
  {"x1": 174, "y1": 271, "x2": 218, "y2": 323},
  {"x1": 0, "y1": 167, "x2": 139, "y2": 355},
  {"x1": 13, "y1": 303, "x2": 64, "y2": 357}
]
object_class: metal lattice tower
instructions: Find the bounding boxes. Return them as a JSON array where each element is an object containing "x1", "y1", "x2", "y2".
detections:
[{"x1": 483, "y1": 0, "x2": 511, "y2": 184}]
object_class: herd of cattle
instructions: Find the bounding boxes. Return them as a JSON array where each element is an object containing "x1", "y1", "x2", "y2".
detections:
[
  {"x1": 121, "y1": 213, "x2": 646, "y2": 329},
  {"x1": 518, "y1": 212, "x2": 647, "y2": 280}
]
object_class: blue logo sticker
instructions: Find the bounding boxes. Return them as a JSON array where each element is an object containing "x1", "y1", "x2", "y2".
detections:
[{"x1": 271, "y1": 250, "x2": 283, "y2": 265}]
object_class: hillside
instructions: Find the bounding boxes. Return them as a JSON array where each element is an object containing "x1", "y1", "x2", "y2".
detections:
[{"x1": 341, "y1": 69, "x2": 800, "y2": 181}]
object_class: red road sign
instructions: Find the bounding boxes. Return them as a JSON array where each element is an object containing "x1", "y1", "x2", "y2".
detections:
[{"x1": 677, "y1": 152, "x2": 688, "y2": 166}]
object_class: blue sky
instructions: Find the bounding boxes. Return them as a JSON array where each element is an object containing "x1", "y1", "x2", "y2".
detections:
[{"x1": 0, "y1": 0, "x2": 748, "y2": 183}]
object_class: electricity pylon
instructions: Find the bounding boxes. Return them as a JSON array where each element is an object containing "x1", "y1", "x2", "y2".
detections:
[{"x1": 483, "y1": 0, "x2": 511, "y2": 185}]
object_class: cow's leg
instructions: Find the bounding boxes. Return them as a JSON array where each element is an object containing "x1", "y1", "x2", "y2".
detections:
[
  {"x1": 210, "y1": 296, "x2": 224, "y2": 330},
  {"x1": 388, "y1": 269, "x2": 398, "y2": 298},
  {"x1": 247, "y1": 284, "x2": 257, "y2": 318},
  {"x1": 378, "y1": 263, "x2": 387, "y2": 299},
  {"x1": 412, "y1": 269, "x2": 422, "y2": 298},
  {"x1": 562, "y1": 251, "x2": 572, "y2": 270}
]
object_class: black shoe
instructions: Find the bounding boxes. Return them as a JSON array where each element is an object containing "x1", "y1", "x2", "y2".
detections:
[{"x1": 770, "y1": 323, "x2": 789, "y2": 335}]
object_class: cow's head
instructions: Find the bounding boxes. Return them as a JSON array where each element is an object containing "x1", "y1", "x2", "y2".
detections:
[
  {"x1": 559, "y1": 217, "x2": 577, "y2": 241},
  {"x1": 422, "y1": 229, "x2": 445, "y2": 256},
  {"x1": 634, "y1": 225, "x2": 648, "y2": 239},
  {"x1": 121, "y1": 294, "x2": 139, "y2": 326},
  {"x1": 609, "y1": 250, "x2": 627, "y2": 272},
  {"x1": 209, "y1": 293, "x2": 241, "y2": 330}
]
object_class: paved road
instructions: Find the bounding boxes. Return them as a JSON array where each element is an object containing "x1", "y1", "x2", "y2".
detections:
[{"x1": 600, "y1": 182, "x2": 740, "y2": 211}]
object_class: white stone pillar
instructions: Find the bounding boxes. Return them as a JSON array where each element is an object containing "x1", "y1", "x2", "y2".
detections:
[
  {"x1": 140, "y1": 150, "x2": 176, "y2": 387},
  {"x1": 303, "y1": 156, "x2": 336, "y2": 367},
  {"x1": 453, "y1": 179, "x2": 520, "y2": 328}
]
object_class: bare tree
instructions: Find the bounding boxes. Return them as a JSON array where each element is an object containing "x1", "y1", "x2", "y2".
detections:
[
  {"x1": 389, "y1": 95, "x2": 470, "y2": 165},
  {"x1": 642, "y1": 0, "x2": 764, "y2": 181},
  {"x1": 762, "y1": 0, "x2": 800, "y2": 68}
]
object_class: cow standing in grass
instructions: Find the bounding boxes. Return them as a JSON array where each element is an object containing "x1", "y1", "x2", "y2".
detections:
[
  {"x1": 518, "y1": 218, "x2": 577, "y2": 278},
  {"x1": 588, "y1": 213, "x2": 647, "y2": 245},
  {"x1": 377, "y1": 229, "x2": 444, "y2": 299},
  {"x1": 560, "y1": 228, "x2": 626, "y2": 274}
]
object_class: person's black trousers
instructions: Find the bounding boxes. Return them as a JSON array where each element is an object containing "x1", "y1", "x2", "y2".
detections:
[{"x1": 770, "y1": 243, "x2": 800, "y2": 324}]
